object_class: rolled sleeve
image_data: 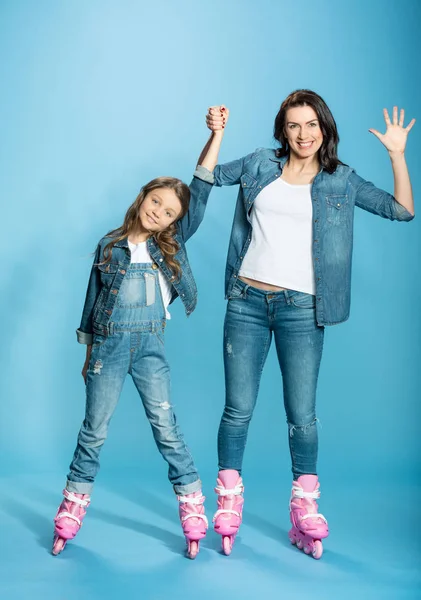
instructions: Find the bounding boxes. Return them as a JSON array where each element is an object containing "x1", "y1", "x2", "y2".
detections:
[
  {"x1": 194, "y1": 165, "x2": 215, "y2": 184},
  {"x1": 76, "y1": 329, "x2": 93, "y2": 345}
]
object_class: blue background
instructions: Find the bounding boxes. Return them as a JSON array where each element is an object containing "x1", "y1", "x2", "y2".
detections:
[{"x1": 1, "y1": 1, "x2": 420, "y2": 598}]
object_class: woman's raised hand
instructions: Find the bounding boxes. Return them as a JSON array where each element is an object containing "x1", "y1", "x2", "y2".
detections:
[
  {"x1": 369, "y1": 107, "x2": 415, "y2": 155},
  {"x1": 206, "y1": 105, "x2": 229, "y2": 133}
]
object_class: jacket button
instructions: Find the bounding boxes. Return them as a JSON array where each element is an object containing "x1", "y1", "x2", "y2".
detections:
[
  {"x1": 234, "y1": 274, "x2": 237, "y2": 278},
  {"x1": 152, "y1": 263, "x2": 158, "y2": 270},
  {"x1": 243, "y1": 182, "x2": 247, "y2": 187},
  {"x1": 105, "y1": 310, "x2": 112, "y2": 315},
  {"x1": 159, "y1": 258, "x2": 163, "y2": 262},
  {"x1": 111, "y1": 289, "x2": 118, "y2": 294},
  {"x1": 120, "y1": 269, "x2": 126, "y2": 275}
]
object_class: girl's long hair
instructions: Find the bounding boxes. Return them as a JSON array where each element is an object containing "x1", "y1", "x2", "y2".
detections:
[
  {"x1": 101, "y1": 177, "x2": 190, "y2": 281},
  {"x1": 273, "y1": 89, "x2": 344, "y2": 173}
]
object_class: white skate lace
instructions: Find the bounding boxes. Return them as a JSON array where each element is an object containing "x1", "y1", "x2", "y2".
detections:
[
  {"x1": 178, "y1": 495, "x2": 209, "y2": 526},
  {"x1": 291, "y1": 485, "x2": 327, "y2": 523}
]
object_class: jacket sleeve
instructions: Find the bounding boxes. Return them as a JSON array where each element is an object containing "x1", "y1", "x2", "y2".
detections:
[
  {"x1": 350, "y1": 170, "x2": 414, "y2": 222},
  {"x1": 76, "y1": 243, "x2": 102, "y2": 345},
  {"x1": 177, "y1": 166, "x2": 214, "y2": 242},
  {"x1": 195, "y1": 151, "x2": 257, "y2": 187}
]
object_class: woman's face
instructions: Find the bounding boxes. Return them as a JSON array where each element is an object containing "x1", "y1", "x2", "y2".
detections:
[
  {"x1": 284, "y1": 105, "x2": 323, "y2": 160},
  {"x1": 138, "y1": 187, "x2": 182, "y2": 233}
]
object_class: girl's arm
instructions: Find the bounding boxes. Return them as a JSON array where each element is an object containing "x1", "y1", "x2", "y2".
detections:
[
  {"x1": 77, "y1": 243, "x2": 102, "y2": 345},
  {"x1": 178, "y1": 105, "x2": 229, "y2": 242},
  {"x1": 368, "y1": 106, "x2": 415, "y2": 216}
]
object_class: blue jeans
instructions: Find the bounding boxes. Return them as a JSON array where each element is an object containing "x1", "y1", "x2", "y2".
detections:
[
  {"x1": 218, "y1": 279, "x2": 324, "y2": 479},
  {"x1": 67, "y1": 263, "x2": 201, "y2": 496}
]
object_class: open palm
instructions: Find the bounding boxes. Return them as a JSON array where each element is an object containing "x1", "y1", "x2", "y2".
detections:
[{"x1": 369, "y1": 106, "x2": 415, "y2": 154}]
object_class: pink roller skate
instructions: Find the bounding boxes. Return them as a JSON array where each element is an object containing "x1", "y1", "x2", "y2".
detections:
[
  {"x1": 52, "y1": 489, "x2": 91, "y2": 555},
  {"x1": 178, "y1": 490, "x2": 208, "y2": 559},
  {"x1": 213, "y1": 470, "x2": 244, "y2": 555},
  {"x1": 288, "y1": 475, "x2": 329, "y2": 559}
]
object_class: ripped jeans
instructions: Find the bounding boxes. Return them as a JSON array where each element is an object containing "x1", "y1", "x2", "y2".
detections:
[
  {"x1": 67, "y1": 263, "x2": 201, "y2": 496},
  {"x1": 218, "y1": 278, "x2": 324, "y2": 479}
]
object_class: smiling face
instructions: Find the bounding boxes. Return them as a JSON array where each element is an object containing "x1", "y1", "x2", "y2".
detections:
[
  {"x1": 284, "y1": 105, "x2": 324, "y2": 160},
  {"x1": 138, "y1": 187, "x2": 183, "y2": 233}
]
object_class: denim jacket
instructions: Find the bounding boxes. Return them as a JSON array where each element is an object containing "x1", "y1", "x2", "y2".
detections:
[
  {"x1": 199, "y1": 148, "x2": 414, "y2": 326},
  {"x1": 77, "y1": 167, "x2": 213, "y2": 344}
]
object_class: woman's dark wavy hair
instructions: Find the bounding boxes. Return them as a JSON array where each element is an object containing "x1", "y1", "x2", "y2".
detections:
[{"x1": 274, "y1": 89, "x2": 344, "y2": 173}]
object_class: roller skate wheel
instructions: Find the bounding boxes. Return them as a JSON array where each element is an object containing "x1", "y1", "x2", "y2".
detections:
[
  {"x1": 52, "y1": 537, "x2": 66, "y2": 556},
  {"x1": 222, "y1": 536, "x2": 232, "y2": 556},
  {"x1": 296, "y1": 539, "x2": 303, "y2": 550},
  {"x1": 304, "y1": 545, "x2": 311, "y2": 555},
  {"x1": 288, "y1": 533, "x2": 296, "y2": 545},
  {"x1": 187, "y1": 540, "x2": 199, "y2": 560},
  {"x1": 312, "y1": 540, "x2": 323, "y2": 560}
]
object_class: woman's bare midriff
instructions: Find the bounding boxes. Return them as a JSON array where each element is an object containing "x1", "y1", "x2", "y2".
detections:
[{"x1": 239, "y1": 276, "x2": 287, "y2": 292}]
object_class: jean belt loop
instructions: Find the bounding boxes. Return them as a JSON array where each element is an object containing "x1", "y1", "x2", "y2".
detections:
[
  {"x1": 107, "y1": 322, "x2": 114, "y2": 336},
  {"x1": 283, "y1": 289, "x2": 290, "y2": 304}
]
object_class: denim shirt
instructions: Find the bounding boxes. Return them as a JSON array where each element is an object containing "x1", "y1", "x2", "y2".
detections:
[
  {"x1": 77, "y1": 167, "x2": 213, "y2": 344},
  {"x1": 199, "y1": 147, "x2": 414, "y2": 326}
]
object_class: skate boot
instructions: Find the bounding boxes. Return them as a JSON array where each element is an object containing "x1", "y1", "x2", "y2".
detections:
[
  {"x1": 213, "y1": 469, "x2": 244, "y2": 555},
  {"x1": 288, "y1": 475, "x2": 328, "y2": 559},
  {"x1": 178, "y1": 490, "x2": 208, "y2": 559},
  {"x1": 52, "y1": 489, "x2": 91, "y2": 555}
]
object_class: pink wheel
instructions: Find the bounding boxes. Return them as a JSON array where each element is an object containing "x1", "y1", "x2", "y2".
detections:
[
  {"x1": 303, "y1": 544, "x2": 311, "y2": 555},
  {"x1": 187, "y1": 540, "x2": 199, "y2": 560},
  {"x1": 312, "y1": 540, "x2": 323, "y2": 560},
  {"x1": 52, "y1": 537, "x2": 66, "y2": 556},
  {"x1": 296, "y1": 539, "x2": 303, "y2": 550},
  {"x1": 222, "y1": 536, "x2": 232, "y2": 555},
  {"x1": 288, "y1": 532, "x2": 296, "y2": 545}
]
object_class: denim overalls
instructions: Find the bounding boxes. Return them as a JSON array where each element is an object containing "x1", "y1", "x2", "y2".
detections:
[{"x1": 67, "y1": 261, "x2": 201, "y2": 496}]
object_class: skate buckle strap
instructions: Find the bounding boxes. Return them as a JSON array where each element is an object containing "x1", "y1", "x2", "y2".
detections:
[
  {"x1": 178, "y1": 495, "x2": 205, "y2": 505},
  {"x1": 291, "y1": 485, "x2": 320, "y2": 500},
  {"x1": 181, "y1": 513, "x2": 209, "y2": 526},
  {"x1": 213, "y1": 508, "x2": 241, "y2": 521},
  {"x1": 300, "y1": 512, "x2": 327, "y2": 523},
  {"x1": 63, "y1": 489, "x2": 90, "y2": 507},
  {"x1": 55, "y1": 511, "x2": 82, "y2": 526},
  {"x1": 215, "y1": 484, "x2": 243, "y2": 497}
]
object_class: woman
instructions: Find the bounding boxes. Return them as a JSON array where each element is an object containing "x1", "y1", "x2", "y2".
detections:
[{"x1": 201, "y1": 90, "x2": 415, "y2": 558}]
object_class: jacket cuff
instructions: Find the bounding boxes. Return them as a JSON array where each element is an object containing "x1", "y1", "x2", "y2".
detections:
[
  {"x1": 76, "y1": 329, "x2": 93, "y2": 345},
  {"x1": 194, "y1": 165, "x2": 215, "y2": 184}
]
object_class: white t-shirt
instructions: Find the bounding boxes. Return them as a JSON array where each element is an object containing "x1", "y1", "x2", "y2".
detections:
[
  {"x1": 128, "y1": 240, "x2": 172, "y2": 319},
  {"x1": 239, "y1": 177, "x2": 315, "y2": 295}
]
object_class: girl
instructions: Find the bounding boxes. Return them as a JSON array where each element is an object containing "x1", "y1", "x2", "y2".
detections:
[
  {"x1": 202, "y1": 91, "x2": 415, "y2": 558},
  {"x1": 52, "y1": 106, "x2": 229, "y2": 559}
]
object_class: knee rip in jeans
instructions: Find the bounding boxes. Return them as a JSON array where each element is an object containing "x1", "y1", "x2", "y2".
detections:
[
  {"x1": 160, "y1": 401, "x2": 171, "y2": 411},
  {"x1": 93, "y1": 359, "x2": 103, "y2": 375},
  {"x1": 288, "y1": 417, "x2": 319, "y2": 438}
]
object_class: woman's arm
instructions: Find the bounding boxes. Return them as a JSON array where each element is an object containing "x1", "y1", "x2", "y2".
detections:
[
  {"x1": 178, "y1": 106, "x2": 229, "y2": 242},
  {"x1": 369, "y1": 106, "x2": 415, "y2": 216}
]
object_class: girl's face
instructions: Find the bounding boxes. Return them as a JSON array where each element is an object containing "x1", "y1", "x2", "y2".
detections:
[
  {"x1": 284, "y1": 105, "x2": 323, "y2": 160},
  {"x1": 139, "y1": 187, "x2": 183, "y2": 233}
]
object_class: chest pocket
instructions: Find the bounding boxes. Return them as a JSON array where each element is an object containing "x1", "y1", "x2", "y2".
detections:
[
  {"x1": 98, "y1": 263, "x2": 119, "y2": 287},
  {"x1": 326, "y1": 194, "x2": 349, "y2": 225}
]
